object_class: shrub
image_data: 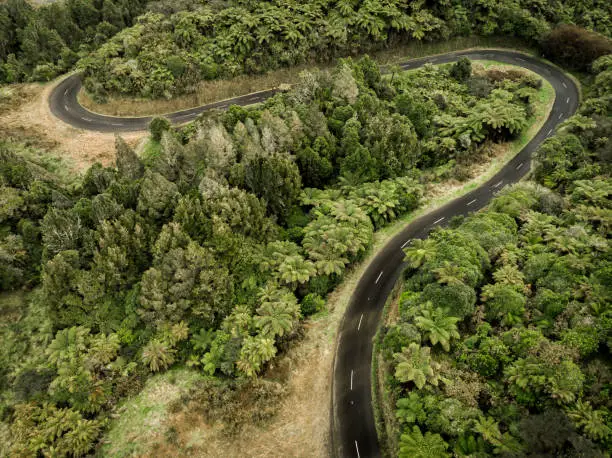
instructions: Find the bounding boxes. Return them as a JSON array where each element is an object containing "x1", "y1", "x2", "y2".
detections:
[
  {"x1": 468, "y1": 76, "x2": 493, "y2": 98},
  {"x1": 541, "y1": 25, "x2": 612, "y2": 71},
  {"x1": 149, "y1": 117, "x2": 172, "y2": 142},
  {"x1": 466, "y1": 352, "x2": 499, "y2": 377},
  {"x1": 300, "y1": 293, "x2": 325, "y2": 316},
  {"x1": 166, "y1": 56, "x2": 186, "y2": 78},
  {"x1": 450, "y1": 58, "x2": 472, "y2": 82},
  {"x1": 382, "y1": 324, "x2": 421, "y2": 360},
  {"x1": 421, "y1": 282, "x2": 477, "y2": 319},
  {"x1": 561, "y1": 327, "x2": 601, "y2": 357},
  {"x1": 30, "y1": 64, "x2": 57, "y2": 82}
]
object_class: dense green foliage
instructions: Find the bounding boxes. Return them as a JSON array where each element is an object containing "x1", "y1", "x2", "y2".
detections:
[
  {"x1": 380, "y1": 55, "x2": 612, "y2": 457},
  {"x1": 0, "y1": 0, "x2": 147, "y2": 83},
  {"x1": 79, "y1": 0, "x2": 611, "y2": 99},
  {"x1": 541, "y1": 24, "x2": 612, "y2": 70},
  {"x1": 0, "y1": 56, "x2": 542, "y2": 455}
]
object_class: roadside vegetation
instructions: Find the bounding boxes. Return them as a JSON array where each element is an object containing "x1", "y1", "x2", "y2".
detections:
[
  {"x1": 0, "y1": 53, "x2": 551, "y2": 455},
  {"x1": 78, "y1": 0, "x2": 611, "y2": 101},
  {"x1": 376, "y1": 54, "x2": 611, "y2": 458},
  {"x1": 76, "y1": 35, "x2": 531, "y2": 117}
]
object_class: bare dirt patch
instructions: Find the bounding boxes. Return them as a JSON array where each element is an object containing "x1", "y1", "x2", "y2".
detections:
[{"x1": 0, "y1": 78, "x2": 145, "y2": 172}]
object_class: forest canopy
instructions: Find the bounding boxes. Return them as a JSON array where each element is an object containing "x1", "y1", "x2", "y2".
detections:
[
  {"x1": 76, "y1": 0, "x2": 612, "y2": 99},
  {"x1": 0, "y1": 0, "x2": 148, "y2": 83},
  {"x1": 377, "y1": 54, "x2": 612, "y2": 458},
  {"x1": 0, "y1": 54, "x2": 550, "y2": 455},
  {"x1": 0, "y1": 1, "x2": 610, "y2": 456}
]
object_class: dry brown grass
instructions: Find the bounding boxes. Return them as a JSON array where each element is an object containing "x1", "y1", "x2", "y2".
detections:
[
  {"x1": 0, "y1": 78, "x2": 145, "y2": 172},
  {"x1": 137, "y1": 304, "x2": 343, "y2": 457}
]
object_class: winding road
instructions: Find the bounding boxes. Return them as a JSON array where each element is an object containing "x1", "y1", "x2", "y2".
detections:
[
  {"x1": 49, "y1": 49, "x2": 579, "y2": 458},
  {"x1": 49, "y1": 76, "x2": 280, "y2": 132}
]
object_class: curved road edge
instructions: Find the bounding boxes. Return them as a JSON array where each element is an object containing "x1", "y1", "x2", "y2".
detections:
[
  {"x1": 49, "y1": 74, "x2": 280, "y2": 133},
  {"x1": 329, "y1": 49, "x2": 579, "y2": 458}
]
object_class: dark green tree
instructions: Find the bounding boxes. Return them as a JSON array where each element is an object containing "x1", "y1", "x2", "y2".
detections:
[
  {"x1": 244, "y1": 154, "x2": 302, "y2": 223},
  {"x1": 450, "y1": 57, "x2": 472, "y2": 82},
  {"x1": 115, "y1": 135, "x2": 144, "y2": 180}
]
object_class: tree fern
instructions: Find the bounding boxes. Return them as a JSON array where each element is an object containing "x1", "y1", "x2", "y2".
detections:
[{"x1": 399, "y1": 425, "x2": 450, "y2": 458}]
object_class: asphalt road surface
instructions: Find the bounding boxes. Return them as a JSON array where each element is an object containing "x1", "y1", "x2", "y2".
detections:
[
  {"x1": 49, "y1": 75, "x2": 280, "y2": 133},
  {"x1": 330, "y1": 50, "x2": 579, "y2": 458},
  {"x1": 48, "y1": 49, "x2": 579, "y2": 458}
]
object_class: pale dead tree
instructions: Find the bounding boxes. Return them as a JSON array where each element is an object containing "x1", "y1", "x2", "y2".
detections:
[
  {"x1": 153, "y1": 131, "x2": 184, "y2": 181},
  {"x1": 287, "y1": 110, "x2": 304, "y2": 140},
  {"x1": 160, "y1": 131, "x2": 182, "y2": 170},
  {"x1": 290, "y1": 69, "x2": 320, "y2": 104},
  {"x1": 233, "y1": 120, "x2": 249, "y2": 146},
  {"x1": 42, "y1": 208, "x2": 83, "y2": 256},
  {"x1": 259, "y1": 111, "x2": 291, "y2": 154},
  {"x1": 198, "y1": 172, "x2": 227, "y2": 201},
  {"x1": 301, "y1": 105, "x2": 331, "y2": 139},
  {"x1": 196, "y1": 120, "x2": 236, "y2": 174},
  {"x1": 332, "y1": 63, "x2": 359, "y2": 104},
  {"x1": 260, "y1": 126, "x2": 277, "y2": 155}
]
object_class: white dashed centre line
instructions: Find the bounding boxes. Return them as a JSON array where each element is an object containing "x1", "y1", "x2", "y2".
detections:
[
  {"x1": 566, "y1": 97, "x2": 570, "y2": 104},
  {"x1": 433, "y1": 217, "x2": 445, "y2": 225},
  {"x1": 548, "y1": 129, "x2": 553, "y2": 136},
  {"x1": 516, "y1": 162, "x2": 524, "y2": 170},
  {"x1": 375, "y1": 271, "x2": 383, "y2": 284},
  {"x1": 350, "y1": 370, "x2": 354, "y2": 390},
  {"x1": 558, "y1": 113, "x2": 564, "y2": 120},
  {"x1": 64, "y1": 89, "x2": 69, "y2": 97},
  {"x1": 563, "y1": 82, "x2": 568, "y2": 89},
  {"x1": 492, "y1": 180, "x2": 503, "y2": 188},
  {"x1": 401, "y1": 239, "x2": 411, "y2": 249},
  {"x1": 82, "y1": 117, "x2": 92, "y2": 122},
  {"x1": 357, "y1": 314, "x2": 363, "y2": 331},
  {"x1": 64, "y1": 104, "x2": 70, "y2": 111},
  {"x1": 467, "y1": 199, "x2": 477, "y2": 206},
  {"x1": 355, "y1": 441, "x2": 361, "y2": 458}
]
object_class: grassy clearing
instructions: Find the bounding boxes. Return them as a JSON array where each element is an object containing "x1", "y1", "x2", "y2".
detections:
[
  {"x1": 78, "y1": 35, "x2": 534, "y2": 117},
  {"x1": 100, "y1": 369, "x2": 206, "y2": 457}
]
